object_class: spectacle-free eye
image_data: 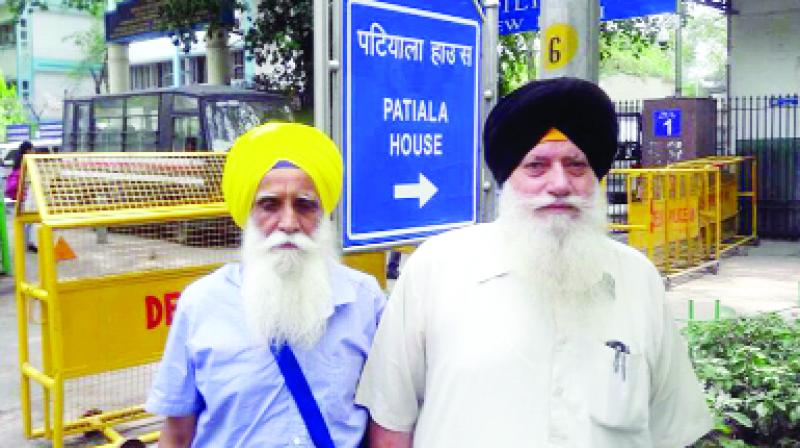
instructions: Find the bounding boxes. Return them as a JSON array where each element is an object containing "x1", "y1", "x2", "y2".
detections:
[{"x1": 293, "y1": 197, "x2": 320, "y2": 214}]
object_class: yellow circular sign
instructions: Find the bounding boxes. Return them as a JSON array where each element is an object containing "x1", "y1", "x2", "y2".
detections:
[{"x1": 542, "y1": 23, "x2": 579, "y2": 70}]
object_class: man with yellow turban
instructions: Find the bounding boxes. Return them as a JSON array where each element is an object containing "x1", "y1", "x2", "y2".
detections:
[{"x1": 146, "y1": 123, "x2": 386, "y2": 448}]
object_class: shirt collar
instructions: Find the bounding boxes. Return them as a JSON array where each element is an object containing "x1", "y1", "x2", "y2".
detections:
[{"x1": 227, "y1": 259, "x2": 357, "y2": 308}]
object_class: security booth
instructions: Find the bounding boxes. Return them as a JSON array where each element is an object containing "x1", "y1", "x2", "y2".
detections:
[
  {"x1": 61, "y1": 84, "x2": 292, "y2": 154},
  {"x1": 13, "y1": 153, "x2": 239, "y2": 447}
]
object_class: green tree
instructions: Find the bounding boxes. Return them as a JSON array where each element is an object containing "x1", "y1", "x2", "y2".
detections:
[
  {"x1": 159, "y1": 0, "x2": 245, "y2": 53},
  {"x1": 599, "y1": 20, "x2": 673, "y2": 80},
  {"x1": 64, "y1": 22, "x2": 108, "y2": 94},
  {"x1": 243, "y1": 0, "x2": 313, "y2": 108},
  {"x1": 0, "y1": 70, "x2": 28, "y2": 140},
  {"x1": 500, "y1": 31, "x2": 537, "y2": 96},
  {"x1": 681, "y1": 3, "x2": 726, "y2": 95}
]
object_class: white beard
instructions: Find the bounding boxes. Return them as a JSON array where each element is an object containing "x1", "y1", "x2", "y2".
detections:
[
  {"x1": 239, "y1": 218, "x2": 336, "y2": 350},
  {"x1": 496, "y1": 185, "x2": 610, "y2": 303}
]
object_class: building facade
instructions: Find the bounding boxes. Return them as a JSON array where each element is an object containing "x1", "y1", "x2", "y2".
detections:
[{"x1": 0, "y1": 2, "x2": 98, "y2": 122}]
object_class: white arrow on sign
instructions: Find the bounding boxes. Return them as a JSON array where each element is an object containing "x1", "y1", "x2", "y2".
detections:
[{"x1": 393, "y1": 173, "x2": 438, "y2": 208}]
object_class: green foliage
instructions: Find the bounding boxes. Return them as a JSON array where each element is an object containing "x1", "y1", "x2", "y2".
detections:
[
  {"x1": 685, "y1": 314, "x2": 800, "y2": 447},
  {"x1": 681, "y1": 3, "x2": 727, "y2": 95},
  {"x1": 599, "y1": 28, "x2": 672, "y2": 79},
  {"x1": 63, "y1": 22, "x2": 107, "y2": 94},
  {"x1": 5, "y1": 0, "x2": 105, "y2": 19},
  {"x1": 159, "y1": 0, "x2": 245, "y2": 53},
  {"x1": 0, "y1": 70, "x2": 28, "y2": 140},
  {"x1": 499, "y1": 32, "x2": 535, "y2": 96},
  {"x1": 244, "y1": 0, "x2": 313, "y2": 106}
]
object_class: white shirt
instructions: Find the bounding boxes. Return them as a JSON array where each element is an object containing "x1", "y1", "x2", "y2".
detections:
[{"x1": 355, "y1": 223, "x2": 712, "y2": 448}]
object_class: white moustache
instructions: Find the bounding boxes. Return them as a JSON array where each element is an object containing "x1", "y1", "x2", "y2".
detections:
[
  {"x1": 517, "y1": 194, "x2": 592, "y2": 211},
  {"x1": 260, "y1": 230, "x2": 319, "y2": 252}
]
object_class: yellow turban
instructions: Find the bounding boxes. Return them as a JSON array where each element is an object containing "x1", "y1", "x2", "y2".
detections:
[{"x1": 222, "y1": 122, "x2": 343, "y2": 228}]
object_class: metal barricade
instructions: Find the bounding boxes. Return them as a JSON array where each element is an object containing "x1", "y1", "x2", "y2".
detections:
[
  {"x1": 667, "y1": 156, "x2": 758, "y2": 256},
  {"x1": 13, "y1": 153, "x2": 238, "y2": 447},
  {"x1": 604, "y1": 156, "x2": 757, "y2": 279}
]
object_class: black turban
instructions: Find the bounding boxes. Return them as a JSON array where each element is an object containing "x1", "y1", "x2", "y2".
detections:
[{"x1": 484, "y1": 77, "x2": 618, "y2": 184}]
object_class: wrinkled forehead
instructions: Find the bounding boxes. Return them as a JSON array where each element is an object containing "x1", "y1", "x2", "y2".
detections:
[
  {"x1": 524, "y1": 139, "x2": 588, "y2": 161},
  {"x1": 255, "y1": 167, "x2": 321, "y2": 199}
]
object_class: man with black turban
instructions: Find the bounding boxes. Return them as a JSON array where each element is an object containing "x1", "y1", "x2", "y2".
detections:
[{"x1": 356, "y1": 78, "x2": 712, "y2": 447}]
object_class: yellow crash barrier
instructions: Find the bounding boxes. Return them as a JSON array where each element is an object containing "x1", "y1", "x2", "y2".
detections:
[
  {"x1": 13, "y1": 153, "x2": 238, "y2": 447},
  {"x1": 604, "y1": 156, "x2": 757, "y2": 279}
]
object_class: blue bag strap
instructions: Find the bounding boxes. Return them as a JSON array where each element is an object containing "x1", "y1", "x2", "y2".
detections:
[{"x1": 271, "y1": 343, "x2": 336, "y2": 448}]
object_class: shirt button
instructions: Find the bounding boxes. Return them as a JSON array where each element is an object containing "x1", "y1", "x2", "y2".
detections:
[{"x1": 292, "y1": 436, "x2": 302, "y2": 445}]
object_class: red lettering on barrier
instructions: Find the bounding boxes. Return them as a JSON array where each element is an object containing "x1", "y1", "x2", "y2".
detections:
[
  {"x1": 145, "y1": 295, "x2": 163, "y2": 330},
  {"x1": 165, "y1": 292, "x2": 180, "y2": 326},
  {"x1": 145, "y1": 292, "x2": 182, "y2": 329}
]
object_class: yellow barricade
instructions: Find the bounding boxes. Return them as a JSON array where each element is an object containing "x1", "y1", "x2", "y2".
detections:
[
  {"x1": 668, "y1": 156, "x2": 758, "y2": 255},
  {"x1": 605, "y1": 155, "x2": 757, "y2": 278},
  {"x1": 13, "y1": 153, "x2": 238, "y2": 447}
]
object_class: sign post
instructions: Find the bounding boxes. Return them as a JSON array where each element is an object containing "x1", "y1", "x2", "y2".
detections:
[
  {"x1": 538, "y1": 0, "x2": 600, "y2": 82},
  {"x1": 342, "y1": 0, "x2": 482, "y2": 250}
]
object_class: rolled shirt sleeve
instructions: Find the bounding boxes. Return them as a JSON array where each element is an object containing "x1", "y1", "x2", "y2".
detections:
[
  {"x1": 355, "y1": 254, "x2": 427, "y2": 432},
  {"x1": 145, "y1": 292, "x2": 204, "y2": 417}
]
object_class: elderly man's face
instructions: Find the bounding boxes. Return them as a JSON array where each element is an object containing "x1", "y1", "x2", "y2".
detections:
[
  {"x1": 506, "y1": 139, "x2": 598, "y2": 218},
  {"x1": 251, "y1": 168, "x2": 322, "y2": 239}
]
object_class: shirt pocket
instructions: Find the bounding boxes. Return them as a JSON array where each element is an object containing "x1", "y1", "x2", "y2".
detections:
[{"x1": 586, "y1": 342, "x2": 650, "y2": 431}]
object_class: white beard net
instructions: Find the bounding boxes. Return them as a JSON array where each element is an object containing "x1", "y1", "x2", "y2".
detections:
[
  {"x1": 239, "y1": 217, "x2": 336, "y2": 350},
  {"x1": 496, "y1": 184, "x2": 611, "y2": 303}
]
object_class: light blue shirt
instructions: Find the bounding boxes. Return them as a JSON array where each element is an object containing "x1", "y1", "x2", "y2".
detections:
[{"x1": 145, "y1": 262, "x2": 386, "y2": 448}]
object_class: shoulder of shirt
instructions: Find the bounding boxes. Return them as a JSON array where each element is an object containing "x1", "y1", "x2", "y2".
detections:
[
  {"x1": 605, "y1": 237, "x2": 661, "y2": 278},
  {"x1": 178, "y1": 263, "x2": 239, "y2": 312},
  {"x1": 329, "y1": 259, "x2": 384, "y2": 297},
  {"x1": 414, "y1": 223, "x2": 496, "y2": 257}
]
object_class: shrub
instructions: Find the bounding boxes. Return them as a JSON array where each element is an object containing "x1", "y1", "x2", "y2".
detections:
[{"x1": 685, "y1": 313, "x2": 800, "y2": 447}]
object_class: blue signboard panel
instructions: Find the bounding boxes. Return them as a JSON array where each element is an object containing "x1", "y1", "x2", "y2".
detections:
[
  {"x1": 499, "y1": 0, "x2": 678, "y2": 35},
  {"x1": 6, "y1": 124, "x2": 30, "y2": 143},
  {"x1": 37, "y1": 121, "x2": 63, "y2": 140},
  {"x1": 343, "y1": 0, "x2": 481, "y2": 249},
  {"x1": 602, "y1": 0, "x2": 677, "y2": 20},
  {"x1": 653, "y1": 109, "x2": 682, "y2": 137},
  {"x1": 770, "y1": 96, "x2": 799, "y2": 108}
]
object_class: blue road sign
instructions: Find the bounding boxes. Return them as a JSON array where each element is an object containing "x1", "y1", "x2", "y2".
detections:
[
  {"x1": 343, "y1": 0, "x2": 481, "y2": 250},
  {"x1": 653, "y1": 109, "x2": 682, "y2": 138},
  {"x1": 499, "y1": 0, "x2": 678, "y2": 35},
  {"x1": 769, "y1": 97, "x2": 799, "y2": 108}
]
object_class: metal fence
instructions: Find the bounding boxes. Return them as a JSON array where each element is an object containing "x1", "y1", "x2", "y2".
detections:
[
  {"x1": 610, "y1": 100, "x2": 643, "y2": 226},
  {"x1": 613, "y1": 95, "x2": 800, "y2": 240},
  {"x1": 718, "y1": 95, "x2": 799, "y2": 239}
]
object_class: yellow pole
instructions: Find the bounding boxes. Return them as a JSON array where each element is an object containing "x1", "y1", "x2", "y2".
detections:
[
  {"x1": 715, "y1": 168, "x2": 722, "y2": 260},
  {"x1": 751, "y1": 158, "x2": 758, "y2": 240},
  {"x1": 39, "y1": 225, "x2": 63, "y2": 447},
  {"x1": 664, "y1": 174, "x2": 671, "y2": 273},
  {"x1": 704, "y1": 169, "x2": 712, "y2": 259},
  {"x1": 683, "y1": 174, "x2": 692, "y2": 267},
  {"x1": 646, "y1": 173, "x2": 655, "y2": 263},
  {"x1": 14, "y1": 218, "x2": 32, "y2": 438}
]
